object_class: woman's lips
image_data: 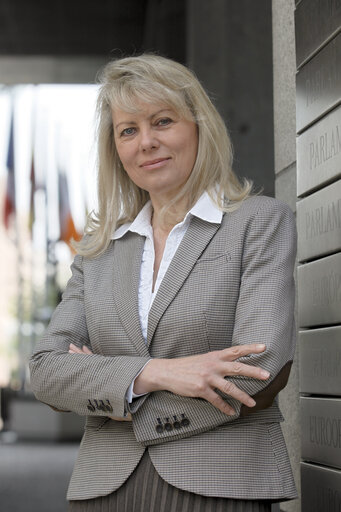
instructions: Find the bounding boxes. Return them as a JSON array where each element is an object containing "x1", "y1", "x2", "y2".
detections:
[{"x1": 140, "y1": 157, "x2": 171, "y2": 169}]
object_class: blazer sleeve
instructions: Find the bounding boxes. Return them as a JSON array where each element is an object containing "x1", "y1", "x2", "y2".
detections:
[
  {"x1": 227, "y1": 198, "x2": 297, "y2": 401},
  {"x1": 29, "y1": 254, "x2": 151, "y2": 418},
  {"x1": 131, "y1": 199, "x2": 297, "y2": 445}
]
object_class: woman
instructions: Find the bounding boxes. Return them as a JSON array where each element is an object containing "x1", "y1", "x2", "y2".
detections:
[{"x1": 30, "y1": 54, "x2": 297, "y2": 511}]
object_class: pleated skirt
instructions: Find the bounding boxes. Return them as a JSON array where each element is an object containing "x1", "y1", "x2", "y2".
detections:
[{"x1": 68, "y1": 451, "x2": 272, "y2": 512}]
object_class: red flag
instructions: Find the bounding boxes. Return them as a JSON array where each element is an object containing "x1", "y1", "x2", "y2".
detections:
[
  {"x1": 58, "y1": 172, "x2": 80, "y2": 248},
  {"x1": 3, "y1": 110, "x2": 16, "y2": 230}
]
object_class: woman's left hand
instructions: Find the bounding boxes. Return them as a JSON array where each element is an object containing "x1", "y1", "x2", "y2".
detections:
[
  {"x1": 69, "y1": 343, "x2": 93, "y2": 355},
  {"x1": 68, "y1": 343, "x2": 132, "y2": 421}
]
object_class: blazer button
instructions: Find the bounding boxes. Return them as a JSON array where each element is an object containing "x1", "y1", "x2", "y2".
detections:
[
  {"x1": 155, "y1": 418, "x2": 163, "y2": 434},
  {"x1": 104, "y1": 400, "x2": 113, "y2": 412},
  {"x1": 173, "y1": 416, "x2": 181, "y2": 429},
  {"x1": 164, "y1": 418, "x2": 173, "y2": 431},
  {"x1": 180, "y1": 414, "x2": 190, "y2": 427},
  {"x1": 99, "y1": 400, "x2": 111, "y2": 412},
  {"x1": 87, "y1": 400, "x2": 95, "y2": 412},
  {"x1": 94, "y1": 399, "x2": 105, "y2": 411}
]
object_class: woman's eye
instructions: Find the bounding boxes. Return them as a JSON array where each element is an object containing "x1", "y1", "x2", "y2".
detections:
[
  {"x1": 157, "y1": 118, "x2": 172, "y2": 126},
  {"x1": 121, "y1": 127, "x2": 136, "y2": 136}
]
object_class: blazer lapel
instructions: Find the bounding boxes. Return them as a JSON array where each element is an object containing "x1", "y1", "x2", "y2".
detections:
[
  {"x1": 112, "y1": 233, "x2": 150, "y2": 357},
  {"x1": 147, "y1": 217, "x2": 221, "y2": 347}
]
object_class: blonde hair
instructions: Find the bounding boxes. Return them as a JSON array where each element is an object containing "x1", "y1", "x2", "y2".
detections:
[{"x1": 76, "y1": 53, "x2": 252, "y2": 257}]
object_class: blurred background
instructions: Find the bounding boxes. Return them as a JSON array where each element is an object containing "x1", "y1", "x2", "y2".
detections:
[{"x1": 0, "y1": 1, "x2": 283, "y2": 511}]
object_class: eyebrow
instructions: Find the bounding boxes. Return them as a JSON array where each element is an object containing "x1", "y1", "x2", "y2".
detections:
[{"x1": 114, "y1": 108, "x2": 174, "y2": 130}]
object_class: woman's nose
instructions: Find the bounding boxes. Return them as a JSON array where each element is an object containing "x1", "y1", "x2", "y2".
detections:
[{"x1": 139, "y1": 127, "x2": 159, "y2": 151}]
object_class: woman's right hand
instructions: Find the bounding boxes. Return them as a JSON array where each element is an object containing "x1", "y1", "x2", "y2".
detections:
[{"x1": 133, "y1": 344, "x2": 270, "y2": 416}]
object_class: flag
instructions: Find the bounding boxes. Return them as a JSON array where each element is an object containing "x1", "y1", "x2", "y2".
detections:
[
  {"x1": 58, "y1": 171, "x2": 80, "y2": 248},
  {"x1": 28, "y1": 151, "x2": 36, "y2": 235},
  {"x1": 3, "y1": 110, "x2": 16, "y2": 230}
]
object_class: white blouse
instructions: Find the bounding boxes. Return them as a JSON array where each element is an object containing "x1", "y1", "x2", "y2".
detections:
[{"x1": 112, "y1": 191, "x2": 223, "y2": 401}]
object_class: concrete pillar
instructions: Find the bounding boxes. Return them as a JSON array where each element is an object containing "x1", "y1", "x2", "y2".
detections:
[
  {"x1": 187, "y1": 0, "x2": 274, "y2": 196},
  {"x1": 272, "y1": 1, "x2": 300, "y2": 511}
]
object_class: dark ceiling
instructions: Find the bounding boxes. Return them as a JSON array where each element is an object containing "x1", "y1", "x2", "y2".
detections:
[{"x1": 0, "y1": 0, "x2": 186, "y2": 62}]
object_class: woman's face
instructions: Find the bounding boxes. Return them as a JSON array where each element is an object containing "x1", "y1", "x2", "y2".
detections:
[{"x1": 112, "y1": 101, "x2": 198, "y2": 205}]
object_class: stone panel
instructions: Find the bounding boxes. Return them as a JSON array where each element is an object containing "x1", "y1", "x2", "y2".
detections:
[
  {"x1": 295, "y1": 0, "x2": 341, "y2": 67},
  {"x1": 299, "y1": 326, "x2": 341, "y2": 395},
  {"x1": 301, "y1": 462, "x2": 341, "y2": 512},
  {"x1": 301, "y1": 396, "x2": 341, "y2": 469},
  {"x1": 297, "y1": 105, "x2": 341, "y2": 196},
  {"x1": 296, "y1": 33, "x2": 341, "y2": 133},
  {"x1": 298, "y1": 252, "x2": 341, "y2": 327},
  {"x1": 297, "y1": 180, "x2": 341, "y2": 261}
]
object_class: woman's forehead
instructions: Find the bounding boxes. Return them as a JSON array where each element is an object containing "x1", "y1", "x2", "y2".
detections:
[
  {"x1": 108, "y1": 83, "x2": 188, "y2": 114},
  {"x1": 111, "y1": 101, "x2": 181, "y2": 124}
]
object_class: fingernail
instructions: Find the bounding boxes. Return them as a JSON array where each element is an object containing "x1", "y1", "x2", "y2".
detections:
[
  {"x1": 248, "y1": 399, "x2": 256, "y2": 407},
  {"x1": 256, "y1": 344, "x2": 266, "y2": 349},
  {"x1": 261, "y1": 370, "x2": 270, "y2": 378}
]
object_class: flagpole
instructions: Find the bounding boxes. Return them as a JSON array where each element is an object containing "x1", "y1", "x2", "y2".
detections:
[
  {"x1": 29, "y1": 86, "x2": 38, "y2": 380},
  {"x1": 10, "y1": 90, "x2": 25, "y2": 391},
  {"x1": 44, "y1": 120, "x2": 59, "y2": 324}
]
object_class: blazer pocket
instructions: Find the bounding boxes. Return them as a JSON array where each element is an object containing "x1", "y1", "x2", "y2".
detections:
[{"x1": 192, "y1": 252, "x2": 231, "y2": 273}]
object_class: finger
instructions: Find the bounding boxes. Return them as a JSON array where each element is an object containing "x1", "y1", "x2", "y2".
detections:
[
  {"x1": 82, "y1": 345, "x2": 93, "y2": 355},
  {"x1": 69, "y1": 344, "x2": 83, "y2": 354},
  {"x1": 223, "y1": 361, "x2": 270, "y2": 380},
  {"x1": 204, "y1": 388, "x2": 236, "y2": 416},
  {"x1": 221, "y1": 343, "x2": 266, "y2": 361},
  {"x1": 108, "y1": 414, "x2": 132, "y2": 422},
  {"x1": 215, "y1": 377, "x2": 256, "y2": 408}
]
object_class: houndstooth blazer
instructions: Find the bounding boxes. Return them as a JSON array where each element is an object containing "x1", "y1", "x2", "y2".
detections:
[{"x1": 30, "y1": 195, "x2": 297, "y2": 502}]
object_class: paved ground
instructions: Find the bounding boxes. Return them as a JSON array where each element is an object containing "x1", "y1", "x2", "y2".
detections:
[{"x1": 0, "y1": 437, "x2": 79, "y2": 512}]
